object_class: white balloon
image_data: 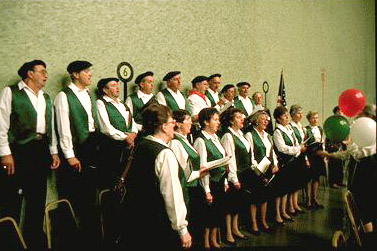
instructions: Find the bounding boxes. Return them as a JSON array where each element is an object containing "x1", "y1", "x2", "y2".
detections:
[{"x1": 350, "y1": 117, "x2": 376, "y2": 148}]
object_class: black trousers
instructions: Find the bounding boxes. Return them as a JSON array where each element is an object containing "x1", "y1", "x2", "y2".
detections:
[
  {"x1": 11, "y1": 138, "x2": 51, "y2": 250},
  {"x1": 56, "y1": 134, "x2": 101, "y2": 248}
]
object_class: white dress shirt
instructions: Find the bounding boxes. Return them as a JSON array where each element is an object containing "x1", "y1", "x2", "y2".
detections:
[
  {"x1": 221, "y1": 127, "x2": 251, "y2": 184},
  {"x1": 54, "y1": 83, "x2": 96, "y2": 159},
  {"x1": 187, "y1": 93, "x2": 211, "y2": 116},
  {"x1": 237, "y1": 95, "x2": 253, "y2": 116},
  {"x1": 273, "y1": 124, "x2": 301, "y2": 157},
  {"x1": 125, "y1": 90, "x2": 154, "y2": 131},
  {"x1": 169, "y1": 132, "x2": 200, "y2": 182},
  {"x1": 145, "y1": 135, "x2": 188, "y2": 236},
  {"x1": 194, "y1": 130, "x2": 227, "y2": 193},
  {"x1": 0, "y1": 81, "x2": 58, "y2": 156},
  {"x1": 156, "y1": 88, "x2": 186, "y2": 110},
  {"x1": 97, "y1": 95, "x2": 137, "y2": 141}
]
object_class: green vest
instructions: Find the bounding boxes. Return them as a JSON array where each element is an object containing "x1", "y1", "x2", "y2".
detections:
[
  {"x1": 161, "y1": 89, "x2": 191, "y2": 115},
  {"x1": 274, "y1": 127, "x2": 295, "y2": 165},
  {"x1": 291, "y1": 124, "x2": 303, "y2": 144},
  {"x1": 305, "y1": 125, "x2": 323, "y2": 145},
  {"x1": 175, "y1": 135, "x2": 201, "y2": 187},
  {"x1": 250, "y1": 128, "x2": 267, "y2": 164},
  {"x1": 101, "y1": 98, "x2": 132, "y2": 133},
  {"x1": 8, "y1": 84, "x2": 52, "y2": 145},
  {"x1": 234, "y1": 96, "x2": 252, "y2": 117},
  {"x1": 205, "y1": 90, "x2": 216, "y2": 107},
  {"x1": 226, "y1": 130, "x2": 251, "y2": 174},
  {"x1": 129, "y1": 93, "x2": 156, "y2": 124},
  {"x1": 199, "y1": 132, "x2": 227, "y2": 182},
  {"x1": 63, "y1": 87, "x2": 99, "y2": 145}
]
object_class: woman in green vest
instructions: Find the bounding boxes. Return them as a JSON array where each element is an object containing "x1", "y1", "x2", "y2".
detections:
[
  {"x1": 169, "y1": 109, "x2": 208, "y2": 248},
  {"x1": 244, "y1": 110, "x2": 278, "y2": 233},
  {"x1": 288, "y1": 105, "x2": 310, "y2": 214},
  {"x1": 194, "y1": 107, "x2": 228, "y2": 249},
  {"x1": 305, "y1": 111, "x2": 326, "y2": 209},
  {"x1": 220, "y1": 108, "x2": 250, "y2": 243},
  {"x1": 273, "y1": 106, "x2": 307, "y2": 225}
]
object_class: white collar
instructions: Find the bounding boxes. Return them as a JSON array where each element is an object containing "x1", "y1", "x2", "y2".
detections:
[
  {"x1": 69, "y1": 82, "x2": 88, "y2": 93},
  {"x1": 228, "y1": 127, "x2": 244, "y2": 137},
  {"x1": 145, "y1": 135, "x2": 169, "y2": 147},
  {"x1": 137, "y1": 90, "x2": 153, "y2": 99},
  {"x1": 103, "y1": 95, "x2": 120, "y2": 104},
  {"x1": 208, "y1": 88, "x2": 219, "y2": 95},
  {"x1": 202, "y1": 130, "x2": 219, "y2": 141},
  {"x1": 18, "y1": 80, "x2": 44, "y2": 95}
]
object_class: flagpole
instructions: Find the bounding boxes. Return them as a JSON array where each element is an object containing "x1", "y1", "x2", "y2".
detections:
[{"x1": 321, "y1": 68, "x2": 326, "y2": 122}]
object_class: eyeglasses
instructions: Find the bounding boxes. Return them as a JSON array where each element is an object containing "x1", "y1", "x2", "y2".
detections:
[
  {"x1": 165, "y1": 119, "x2": 176, "y2": 125},
  {"x1": 32, "y1": 70, "x2": 48, "y2": 76}
]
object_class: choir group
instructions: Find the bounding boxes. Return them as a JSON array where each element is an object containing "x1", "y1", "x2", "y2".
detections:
[{"x1": 0, "y1": 59, "x2": 375, "y2": 250}]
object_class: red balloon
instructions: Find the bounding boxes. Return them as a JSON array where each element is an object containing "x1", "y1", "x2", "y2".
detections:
[{"x1": 338, "y1": 89, "x2": 366, "y2": 117}]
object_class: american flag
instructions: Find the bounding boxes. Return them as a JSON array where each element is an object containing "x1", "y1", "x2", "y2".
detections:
[{"x1": 277, "y1": 71, "x2": 286, "y2": 107}]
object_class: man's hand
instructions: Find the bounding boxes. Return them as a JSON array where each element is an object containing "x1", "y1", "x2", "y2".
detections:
[
  {"x1": 67, "y1": 157, "x2": 81, "y2": 172},
  {"x1": 51, "y1": 154, "x2": 60, "y2": 170},
  {"x1": 1, "y1": 154, "x2": 15, "y2": 176},
  {"x1": 180, "y1": 232, "x2": 192, "y2": 249},
  {"x1": 272, "y1": 165, "x2": 279, "y2": 174},
  {"x1": 125, "y1": 132, "x2": 137, "y2": 148}
]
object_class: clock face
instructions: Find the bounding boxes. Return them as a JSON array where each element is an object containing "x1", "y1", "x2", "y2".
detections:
[{"x1": 117, "y1": 62, "x2": 134, "y2": 82}]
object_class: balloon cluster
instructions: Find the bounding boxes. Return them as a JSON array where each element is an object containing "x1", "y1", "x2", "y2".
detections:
[{"x1": 324, "y1": 89, "x2": 376, "y2": 148}]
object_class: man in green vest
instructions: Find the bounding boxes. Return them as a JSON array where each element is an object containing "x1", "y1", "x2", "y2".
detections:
[
  {"x1": 234, "y1": 82, "x2": 253, "y2": 117},
  {"x1": 96, "y1": 77, "x2": 137, "y2": 188},
  {"x1": 156, "y1": 71, "x2": 189, "y2": 112},
  {"x1": 0, "y1": 60, "x2": 60, "y2": 249},
  {"x1": 54, "y1": 60, "x2": 101, "y2": 247},
  {"x1": 206, "y1": 73, "x2": 226, "y2": 110},
  {"x1": 125, "y1": 71, "x2": 156, "y2": 131}
]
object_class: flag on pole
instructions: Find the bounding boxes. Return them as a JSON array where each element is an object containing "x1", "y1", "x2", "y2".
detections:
[{"x1": 277, "y1": 70, "x2": 286, "y2": 107}]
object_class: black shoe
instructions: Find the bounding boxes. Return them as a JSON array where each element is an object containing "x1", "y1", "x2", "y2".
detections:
[
  {"x1": 289, "y1": 211, "x2": 297, "y2": 216},
  {"x1": 282, "y1": 216, "x2": 294, "y2": 222},
  {"x1": 275, "y1": 220, "x2": 285, "y2": 227},
  {"x1": 223, "y1": 239, "x2": 237, "y2": 246},
  {"x1": 261, "y1": 226, "x2": 275, "y2": 234},
  {"x1": 295, "y1": 209, "x2": 305, "y2": 214},
  {"x1": 250, "y1": 230, "x2": 261, "y2": 236},
  {"x1": 234, "y1": 234, "x2": 249, "y2": 240},
  {"x1": 313, "y1": 202, "x2": 324, "y2": 209}
]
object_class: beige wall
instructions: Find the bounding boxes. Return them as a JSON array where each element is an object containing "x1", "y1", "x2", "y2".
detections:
[{"x1": 0, "y1": 0, "x2": 375, "y2": 122}]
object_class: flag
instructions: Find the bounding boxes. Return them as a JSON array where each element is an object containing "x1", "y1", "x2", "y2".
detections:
[{"x1": 277, "y1": 71, "x2": 286, "y2": 107}]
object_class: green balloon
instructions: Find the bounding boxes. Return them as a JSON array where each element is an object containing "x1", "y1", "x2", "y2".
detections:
[{"x1": 323, "y1": 115, "x2": 350, "y2": 142}]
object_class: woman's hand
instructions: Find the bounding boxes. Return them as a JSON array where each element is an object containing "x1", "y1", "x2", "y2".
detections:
[
  {"x1": 272, "y1": 165, "x2": 279, "y2": 174},
  {"x1": 234, "y1": 182, "x2": 241, "y2": 190},
  {"x1": 206, "y1": 192, "x2": 213, "y2": 204}
]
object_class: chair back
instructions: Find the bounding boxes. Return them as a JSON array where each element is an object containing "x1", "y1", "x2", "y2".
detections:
[
  {"x1": 344, "y1": 190, "x2": 365, "y2": 247},
  {"x1": 44, "y1": 199, "x2": 81, "y2": 249},
  {"x1": 0, "y1": 216, "x2": 27, "y2": 249},
  {"x1": 99, "y1": 189, "x2": 124, "y2": 247},
  {"x1": 332, "y1": 230, "x2": 347, "y2": 250}
]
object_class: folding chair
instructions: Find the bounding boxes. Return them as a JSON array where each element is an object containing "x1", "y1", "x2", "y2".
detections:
[
  {"x1": 44, "y1": 199, "x2": 80, "y2": 250},
  {"x1": 332, "y1": 230, "x2": 347, "y2": 250},
  {"x1": 0, "y1": 216, "x2": 27, "y2": 249},
  {"x1": 344, "y1": 190, "x2": 365, "y2": 247},
  {"x1": 98, "y1": 188, "x2": 124, "y2": 247}
]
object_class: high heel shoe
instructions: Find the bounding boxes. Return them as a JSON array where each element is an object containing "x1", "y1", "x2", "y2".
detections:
[
  {"x1": 282, "y1": 215, "x2": 294, "y2": 222},
  {"x1": 250, "y1": 230, "x2": 261, "y2": 236},
  {"x1": 223, "y1": 239, "x2": 237, "y2": 246},
  {"x1": 275, "y1": 220, "x2": 285, "y2": 227}
]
